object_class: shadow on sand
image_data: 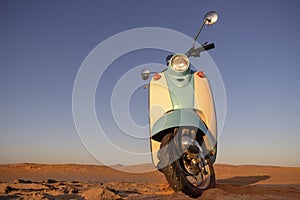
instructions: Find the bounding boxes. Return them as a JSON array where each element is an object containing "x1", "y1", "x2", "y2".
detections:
[{"x1": 217, "y1": 175, "x2": 271, "y2": 186}]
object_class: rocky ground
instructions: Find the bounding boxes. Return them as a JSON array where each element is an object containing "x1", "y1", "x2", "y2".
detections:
[{"x1": 0, "y1": 163, "x2": 299, "y2": 199}]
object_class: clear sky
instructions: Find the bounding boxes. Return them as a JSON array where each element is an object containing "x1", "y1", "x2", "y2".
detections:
[{"x1": 0, "y1": 0, "x2": 299, "y2": 167}]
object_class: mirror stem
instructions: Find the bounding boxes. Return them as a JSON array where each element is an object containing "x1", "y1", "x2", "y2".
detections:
[{"x1": 192, "y1": 20, "x2": 206, "y2": 47}]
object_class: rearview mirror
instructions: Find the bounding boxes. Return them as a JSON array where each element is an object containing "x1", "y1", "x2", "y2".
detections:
[
  {"x1": 141, "y1": 69, "x2": 150, "y2": 80},
  {"x1": 191, "y1": 11, "x2": 219, "y2": 47},
  {"x1": 204, "y1": 11, "x2": 218, "y2": 26}
]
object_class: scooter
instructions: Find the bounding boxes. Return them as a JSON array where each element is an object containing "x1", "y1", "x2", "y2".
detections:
[{"x1": 141, "y1": 11, "x2": 219, "y2": 198}]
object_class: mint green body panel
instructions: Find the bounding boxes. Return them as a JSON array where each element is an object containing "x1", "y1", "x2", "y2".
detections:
[
  {"x1": 151, "y1": 69, "x2": 200, "y2": 139},
  {"x1": 152, "y1": 109, "x2": 207, "y2": 138},
  {"x1": 150, "y1": 68, "x2": 198, "y2": 138},
  {"x1": 164, "y1": 70, "x2": 194, "y2": 110}
]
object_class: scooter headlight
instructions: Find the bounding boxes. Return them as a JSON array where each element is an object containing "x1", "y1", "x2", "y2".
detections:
[{"x1": 170, "y1": 54, "x2": 190, "y2": 72}]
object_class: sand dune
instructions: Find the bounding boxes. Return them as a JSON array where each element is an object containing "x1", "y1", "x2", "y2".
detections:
[{"x1": 0, "y1": 163, "x2": 299, "y2": 199}]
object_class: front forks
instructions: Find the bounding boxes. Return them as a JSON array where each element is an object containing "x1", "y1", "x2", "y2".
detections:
[{"x1": 176, "y1": 128, "x2": 209, "y2": 176}]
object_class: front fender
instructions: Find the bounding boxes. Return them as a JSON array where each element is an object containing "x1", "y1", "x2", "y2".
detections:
[
  {"x1": 151, "y1": 109, "x2": 209, "y2": 141},
  {"x1": 150, "y1": 109, "x2": 217, "y2": 166}
]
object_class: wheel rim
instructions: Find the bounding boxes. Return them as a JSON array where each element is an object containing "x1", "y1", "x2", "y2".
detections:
[
  {"x1": 185, "y1": 160, "x2": 211, "y2": 189},
  {"x1": 175, "y1": 128, "x2": 212, "y2": 189},
  {"x1": 177, "y1": 131, "x2": 212, "y2": 189}
]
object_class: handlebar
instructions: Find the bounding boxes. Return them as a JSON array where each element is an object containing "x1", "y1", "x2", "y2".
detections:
[{"x1": 185, "y1": 43, "x2": 215, "y2": 57}]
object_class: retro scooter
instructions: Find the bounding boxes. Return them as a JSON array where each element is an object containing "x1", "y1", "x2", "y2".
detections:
[{"x1": 141, "y1": 11, "x2": 219, "y2": 198}]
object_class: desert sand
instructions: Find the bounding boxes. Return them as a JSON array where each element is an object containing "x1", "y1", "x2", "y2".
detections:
[{"x1": 0, "y1": 163, "x2": 299, "y2": 199}]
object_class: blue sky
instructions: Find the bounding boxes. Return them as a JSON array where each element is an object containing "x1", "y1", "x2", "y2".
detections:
[{"x1": 0, "y1": 1, "x2": 299, "y2": 167}]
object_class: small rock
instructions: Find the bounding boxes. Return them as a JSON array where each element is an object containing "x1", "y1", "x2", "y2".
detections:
[
  {"x1": 70, "y1": 187, "x2": 79, "y2": 194},
  {"x1": 5, "y1": 186, "x2": 13, "y2": 193},
  {"x1": 0, "y1": 184, "x2": 8, "y2": 194},
  {"x1": 81, "y1": 187, "x2": 121, "y2": 200},
  {"x1": 201, "y1": 188, "x2": 229, "y2": 200},
  {"x1": 45, "y1": 179, "x2": 57, "y2": 184},
  {"x1": 14, "y1": 179, "x2": 33, "y2": 184},
  {"x1": 71, "y1": 180, "x2": 79, "y2": 183}
]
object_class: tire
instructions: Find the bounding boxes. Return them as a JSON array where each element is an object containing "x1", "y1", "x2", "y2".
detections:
[{"x1": 157, "y1": 129, "x2": 216, "y2": 198}]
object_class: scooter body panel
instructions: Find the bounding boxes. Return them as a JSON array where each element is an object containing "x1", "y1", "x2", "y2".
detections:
[
  {"x1": 149, "y1": 70, "x2": 217, "y2": 166},
  {"x1": 149, "y1": 72, "x2": 173, "y2": 134}
]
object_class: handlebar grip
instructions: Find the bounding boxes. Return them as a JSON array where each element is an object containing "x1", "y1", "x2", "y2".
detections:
[{"x1": 202, "y1": 43, "x2": 215, "y2": 51}]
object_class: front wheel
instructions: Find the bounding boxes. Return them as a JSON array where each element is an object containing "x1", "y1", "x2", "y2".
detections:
[{"x1": 157, "y1": 129, "x2": 215, "y2": 198}]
